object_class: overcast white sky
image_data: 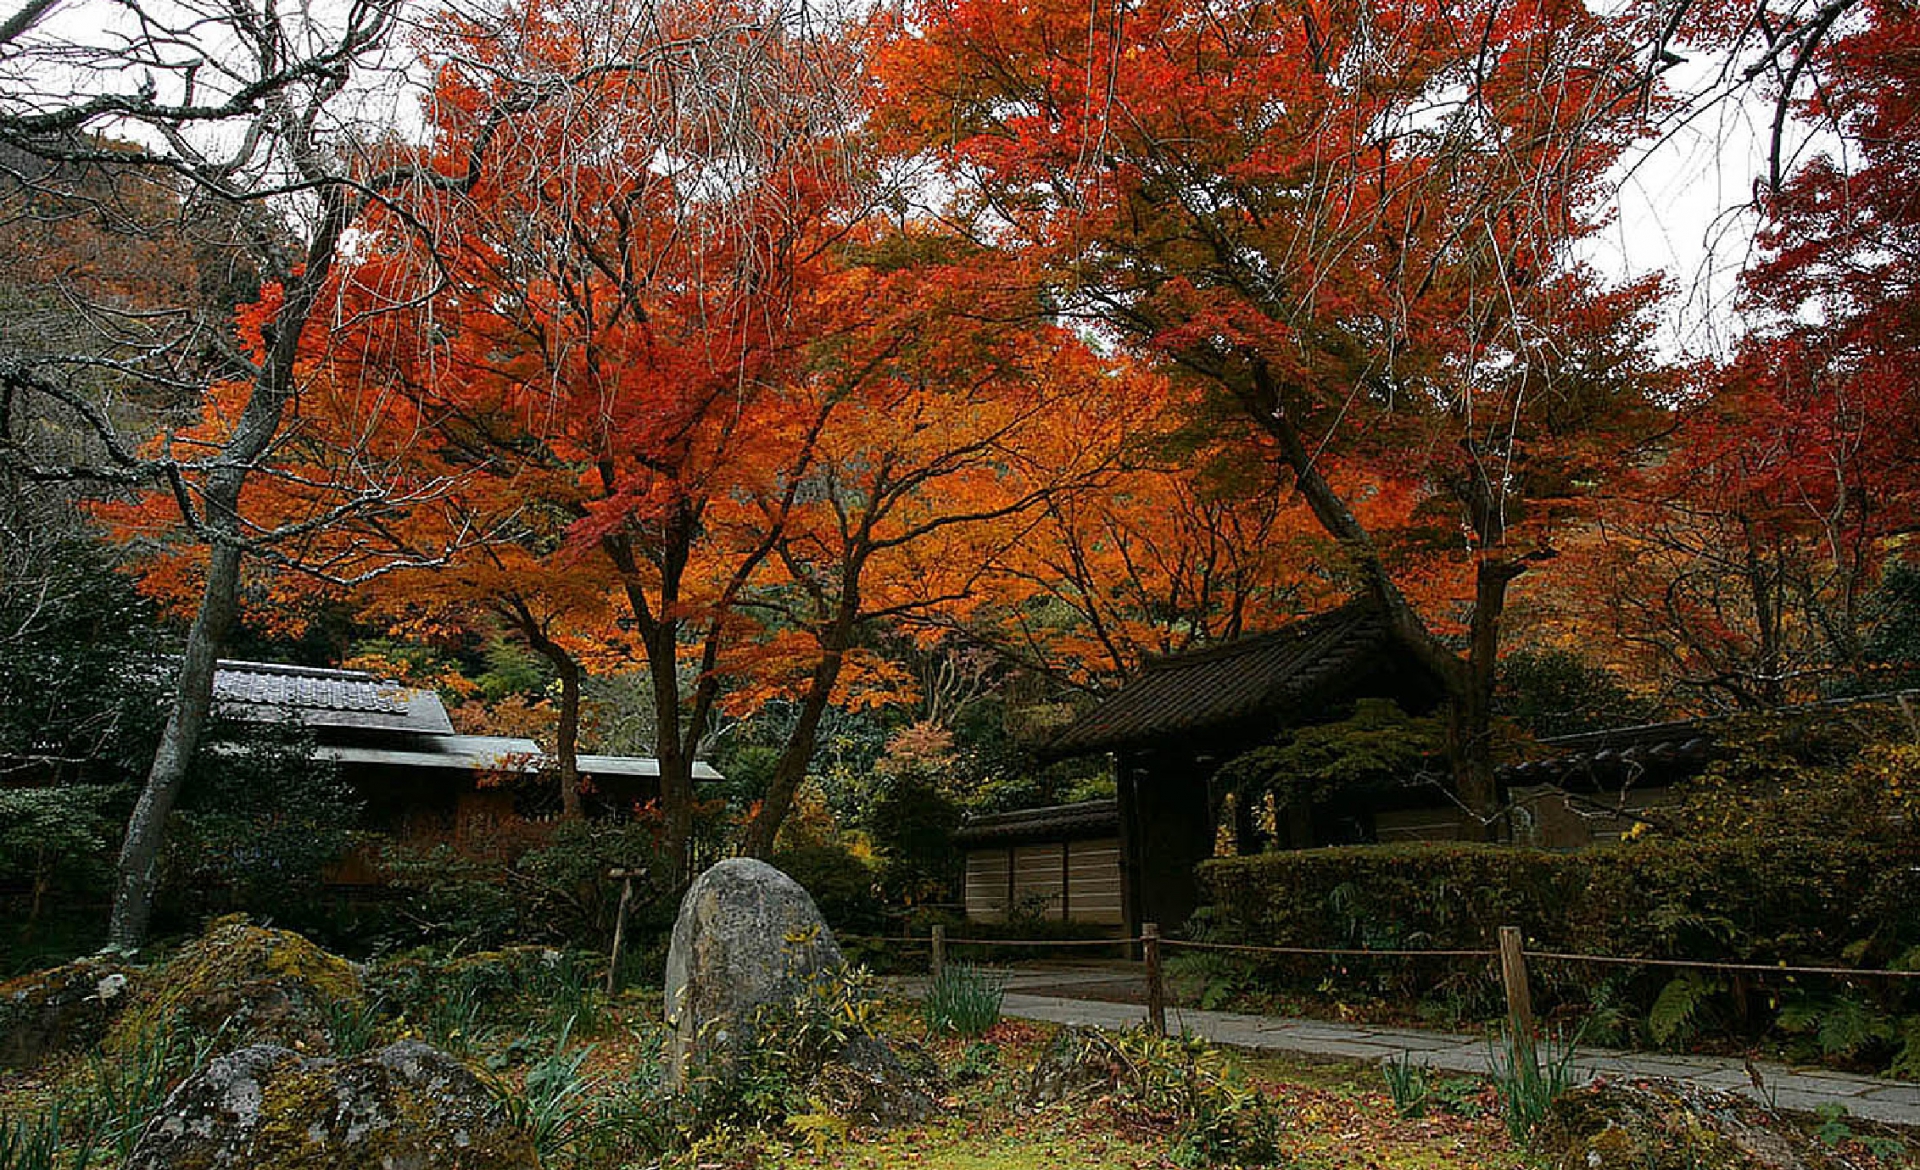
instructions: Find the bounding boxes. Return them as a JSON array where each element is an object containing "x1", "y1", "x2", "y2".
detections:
[{"x1": 1581, "y1": 50, "x2": 1850, "y2": 364}]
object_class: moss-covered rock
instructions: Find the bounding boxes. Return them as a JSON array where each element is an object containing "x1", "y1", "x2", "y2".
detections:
[
  {"x1": 1026, "y1": 1026, "x2": 1132, "y2": 1105},
  {"x1": 109, "y1": 916, "x2": 362, "y2": 1054},
  {"x1": 125, "y1": 1040, "x2": 536, "y2": 1170},
  {"x1": 807, "y1": 1036, "x2": 943, "y2": 1127},
  {"x1": 0, "y1": 955, "x2": 137, "y2": 1068},
  {"x1": 1536, "y1": 1079, "x2": 1854, "y2": 1170}
]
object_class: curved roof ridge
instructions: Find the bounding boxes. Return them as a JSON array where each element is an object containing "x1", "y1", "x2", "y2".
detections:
[{"x1": 1047, "y1": 598, "x2": 1404, "y2": 756}]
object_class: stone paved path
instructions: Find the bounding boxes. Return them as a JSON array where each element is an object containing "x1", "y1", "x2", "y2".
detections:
[{"x1": 897, "y1": 964, "x2": 1920, "y2": 1126}]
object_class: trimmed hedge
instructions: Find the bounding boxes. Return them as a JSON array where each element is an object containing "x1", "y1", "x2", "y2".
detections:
[
  {"x1": 1198, "y1": 838, "x2": 1911, "y2": 966},
  {"x1": 1193, "y1": 839, "x2": 1920, "y2": 1065}
]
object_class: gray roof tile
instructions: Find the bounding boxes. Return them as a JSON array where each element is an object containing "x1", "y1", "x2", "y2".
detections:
[
  {"x1": 1047, "y1": 601, "x2": 1391, "y2": 756},
  {"x1": 213, "y1": 660, "x2": 456, "y2": 734}
]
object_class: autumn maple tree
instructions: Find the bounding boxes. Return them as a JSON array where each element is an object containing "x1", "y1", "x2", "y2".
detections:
[
  {"x1": 0, "y1": 0, "x2": 860, "y2": 942},
  {"x1": 925, "y1": 386, "x2": 1336, "y2": 691},
  {"x1": 871, "y1": 0, "x2": 1669, "y2": 830},
  {"x1": 714, "y1": 241, "x2": 1136, "y2": 856},
  {"x1": 291, "y1": 0, "x2": 1124, "y2": 871},
  {"x1": 1581, "y1": 0, "x2": 1920, "y2": 707}
]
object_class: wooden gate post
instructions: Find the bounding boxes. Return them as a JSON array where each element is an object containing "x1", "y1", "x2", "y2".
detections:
[
  {"x1": 931, "y1": 923, "x2": 947, "y2": 985},
  {"x1": 1143, "y1": 922, "x2": 1167, "y2": 1037},
  {"x1": 1497, "y1": 925, "x2": 1536, "y2": 1062},
  {"x1": 606, "y1": 868, "x2": 639, "y2": 996}
]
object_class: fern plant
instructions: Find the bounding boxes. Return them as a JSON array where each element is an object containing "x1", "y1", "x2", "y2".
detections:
[
  {"x1": 1777, "y1": 992, "x2": 1897, "y2": 1059},
  {"x1": 1648, "y1": 972, "x2": 1723, "y2": 1047}
]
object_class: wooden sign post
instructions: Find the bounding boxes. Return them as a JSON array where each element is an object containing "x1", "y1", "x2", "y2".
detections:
[
  {"x1": 606, "y1": 867, "x2": 645, "y2": 995},
  {"x1": 1143, "y1": 922, "x2": 1166, "y2": 1037},
  {"x1": 1498, "y1": 925, "x2": 1536, "y2": 1065}
]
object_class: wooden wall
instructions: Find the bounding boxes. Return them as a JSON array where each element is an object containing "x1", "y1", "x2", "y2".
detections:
[{"x1": 963, "y1": 837, "x2": 1124, "y2": 926}]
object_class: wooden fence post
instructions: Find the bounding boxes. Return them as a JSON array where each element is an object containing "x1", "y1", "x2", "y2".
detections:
[
  {"x1": 1143, "y1": 922, "x2": 1166, "y2": 1037},
  {"x1": 931, "y1": 924, "x2": 947, "y2": 985},
  {"x1": 1497, "y1": 925, "x2": 1535, "y2": 1061},
  {"x1": 606, "y1": 868, "x2": 639, "y2": 996}
]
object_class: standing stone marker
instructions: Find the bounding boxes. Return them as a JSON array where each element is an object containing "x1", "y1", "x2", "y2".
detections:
[{"x1": 663, "y1": 857, "x2": 845, "y2": 1088}]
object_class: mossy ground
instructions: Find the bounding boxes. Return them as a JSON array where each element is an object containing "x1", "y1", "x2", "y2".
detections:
[
  {"x1": 4, "y1": 940, "x2": 1913, "y2": 1170},
  {"x1": 559, "y1": 1005, "x2": 1532, "y2": 1169}
]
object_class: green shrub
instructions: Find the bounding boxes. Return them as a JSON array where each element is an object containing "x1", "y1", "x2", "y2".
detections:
[
  {"x1": 368, "y1": 844, "x2": 522, "y2": 951},
  {"x1": 772, "y1": 840, "x2": 883, "y2": 934},
  {"x1": 1197, "y1": 837, "x2": 1920, "y2": 1067},
  {"x1": 922, "y1": 963, "x2": 1006, "y2": 1037},
  {"x1": 514, "y1": 819, "x2": 679, "y2": 947},
  {"x1": 0, "y1": 784, "x2": 123, "y2": 949},
  {"x1": 1110, "y1": 1030, "x2": 1285, "y2": 1167},
  {"x1": 865, "y1": 772, "x2": 963, "y2": 908},
  {"x1": 365, "y1": 946, "x2": 607, "y2": 1049},
  {"x1": 368, "y1": 818, "x2": 680, "y2": 957},
  {"x1": 161, "y1": 718, "x2": 362, "y2": 935}
]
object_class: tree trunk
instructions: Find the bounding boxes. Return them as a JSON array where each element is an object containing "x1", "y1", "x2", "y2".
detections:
[
  {"x1": 105, "y1": 183, "x2": 347, "y2": 951},
  {"x1": 740, "y1": 637, "x2": 848, "y2": 859},
  {"x1": 1247, "y1": 360, "x2": 1513, "y2": 830},
  {"x1": 1446, "y1": 691, "x2": 1501, "y2": 841},
  {"x1": 600, "y1": 524, "x2": 700, "y2": 885},
  {"x1": 1449, "y1": 557, "x2": 1518, "y2": 841},
  {"x1": 107, "y1": 538, "x2": 245, "y2": 949},
  {"x1": 554, "y1": 655, "x2": 583, "y2": 819},
  {"x1": 642, "y1": 614, "x2": 695, "y2": 880},
  {"x1": 518, "y1": 616, "x2": 584, "y2": 819}
]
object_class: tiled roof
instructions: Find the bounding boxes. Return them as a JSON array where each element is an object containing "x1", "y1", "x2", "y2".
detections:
[
  {"x1": 953, "y1": 798, "x2": 1120, "y2": 846},
  {"x1": 210, "y1": 659, "x2": 728, "y2": 780},
  {"x1": 213, "y1": 660, "x2": 456, "y2": 735},
  {"x1": 315, "y1": 738, "x2": 725, "y2": 781},
  {"x1": 1497, "y1": 689, "x2": 1920, "y2": 788},
  {"x1": 1047, "y1": 601, "x2": 1393, "y2": 756},
  {"x1": 1500, "y1": 719, "x2": 1715, "y2": 786}
]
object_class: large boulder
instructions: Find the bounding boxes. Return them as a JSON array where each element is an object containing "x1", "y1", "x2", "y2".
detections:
[
  {"x1": 0, "y1": 956, "x2": 137, "y2": 1068},
  {"x1": 1535, "y1": 1078, "x2": 1854, "y2": 1170},
  {"x1": 663, "y1": 857, "x2": 845, "y2": 1088},
  {"x1": 125, "y1": 1040, "x2": 536, "y2": 1170},
  {"x1": 110, "y1": 916, "x2": 363, "y2": 1055}
]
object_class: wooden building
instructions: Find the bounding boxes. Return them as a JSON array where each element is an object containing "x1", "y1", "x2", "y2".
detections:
[
  {"x1": 964, "y1": 601, "x2": 1451, "y2": 937},
  {"x1": 212, "y1": 660, "x2": 720, "y2": 868},
  {"x1": 954, "y1": 799, "x2": 1124, "y2": 928},
  {"x1": 1499, "y1": 718, "x2": 1713, "y2": 844},
  {"x1": 956, "y1": 605, "x2": 1920, "y2": 936}
]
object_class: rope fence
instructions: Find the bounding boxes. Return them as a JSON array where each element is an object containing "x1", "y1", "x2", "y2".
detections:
[
  {"x1": 1160, "y1": 938, "x2": 1495, "y2": 960},
  {"x1": 842, "y1": 921, "x2": 1920, "y2": 1039},
  {"x1": 1524, "y1": 950, "x2": 1920, "y2": 980}
]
